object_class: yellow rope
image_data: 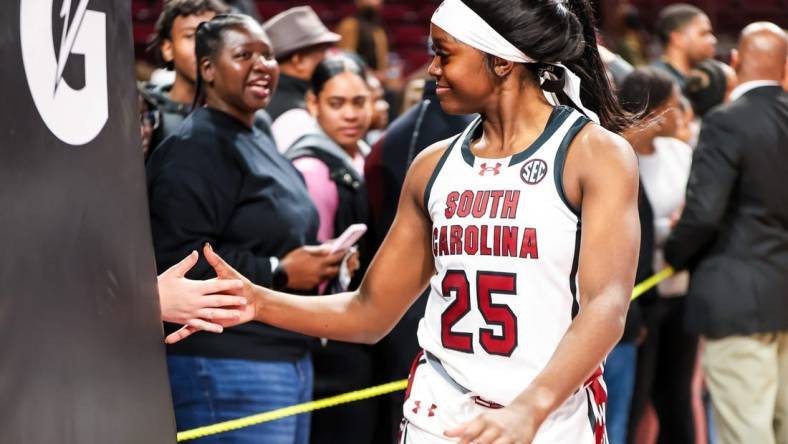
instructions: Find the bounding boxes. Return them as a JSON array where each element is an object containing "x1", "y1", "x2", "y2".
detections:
[
  {"x1": 177, "y1": 268, "x2": 675, "y2": 441},
  {"x1": 631, "y1": 267, "x2": 674, "y2": 301}
]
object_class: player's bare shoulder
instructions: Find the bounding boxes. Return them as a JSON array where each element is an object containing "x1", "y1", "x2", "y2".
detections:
[
  {"x1": 403, "y1": 136, "x2": 457, "y2": 200},
  {"x1": 569, "y1": 123, "x2": 639, "y2": 183}
]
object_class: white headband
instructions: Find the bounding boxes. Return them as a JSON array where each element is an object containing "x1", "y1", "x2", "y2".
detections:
[{"x1": 431, "y1": 0, "x2": 600, "y2": 124}]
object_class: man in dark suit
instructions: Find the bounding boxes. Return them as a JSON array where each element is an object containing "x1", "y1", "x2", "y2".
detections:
[{"x1": 665, "y1": 22, "x2": 788, "y2": 444}]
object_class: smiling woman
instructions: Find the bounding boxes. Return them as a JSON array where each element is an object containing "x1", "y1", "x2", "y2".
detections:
[
  {"x1": 284, "y1": 53, "x2": 375, "y2": 444},
  {"x1": 192, "y1": 14, "x2": 277, "y2": 124},
  {"x1": 198, "y1": 1, "x2": 641, "y2": 443},
  {"x1": 145, "y1": 13, "x2": 348, "y2": 444},
  {"x1": 286, "y1": 54, "x2": 373, "y2": 245}
]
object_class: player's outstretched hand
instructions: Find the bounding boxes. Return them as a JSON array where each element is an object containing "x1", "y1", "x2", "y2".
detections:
[
  {"x1": 158, "y1": 250, "x2": 247, "y2": 344},
  {"x1": 203, "y1": 243, "x2": 260, "y2": 322},
  {"x1": 444, "y1": 404, "x2": 539, "y2": 444}
]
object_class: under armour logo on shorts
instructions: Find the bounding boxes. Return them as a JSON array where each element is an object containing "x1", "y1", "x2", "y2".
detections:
[{"x1": 412, "y1": 400, "x2": 437, "y2": 417}]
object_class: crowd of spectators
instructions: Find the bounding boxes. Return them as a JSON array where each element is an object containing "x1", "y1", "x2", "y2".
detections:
[{"x1": 133, "y1": 1, "x2": 788, "y2": 443}]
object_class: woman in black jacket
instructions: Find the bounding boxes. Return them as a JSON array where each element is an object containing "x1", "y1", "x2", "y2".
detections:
[{"x1": 146, "y1": 14, "x2": 345, "y2": 443}]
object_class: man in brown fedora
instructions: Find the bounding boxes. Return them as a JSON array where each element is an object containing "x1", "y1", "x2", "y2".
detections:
[{"x1": 264, "y1": 6, "x2": 340, "y2": 150}]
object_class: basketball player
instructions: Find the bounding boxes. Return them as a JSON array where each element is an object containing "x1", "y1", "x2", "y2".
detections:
[{"x1": 178, "y1": 1, "x2": 640, "y2": 442}]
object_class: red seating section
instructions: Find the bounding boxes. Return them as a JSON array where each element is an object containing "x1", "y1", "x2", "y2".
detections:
[
  {"x1": 132, "y1": 0, "x2": 787, "y2": 75},
  {"x1": 132, "y1": 0, "x2": 435, "y2": 74}
]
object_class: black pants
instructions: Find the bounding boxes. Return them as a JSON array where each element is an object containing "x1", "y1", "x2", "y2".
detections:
[
  {"x1": 628, "y1": 297, "x2": 699, "y2": 444},
  {"x1": 310, "y1": 341, "x2": 377, "y2": 444}
]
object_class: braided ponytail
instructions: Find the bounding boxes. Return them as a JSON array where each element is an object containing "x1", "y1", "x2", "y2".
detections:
[
  {"x1": 461, "y1": 0, "x2": 635, "y2": 133},
  {"x1": 561, "y1": 0, "x2": 633, "y2": 133}
]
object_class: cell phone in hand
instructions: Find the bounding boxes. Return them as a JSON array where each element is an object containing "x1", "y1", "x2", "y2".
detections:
[{"x1": 329, "y1": 223, "x2": 367, "y2": 254}]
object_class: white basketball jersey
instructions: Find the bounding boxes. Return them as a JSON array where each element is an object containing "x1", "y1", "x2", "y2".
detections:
[{"x1": 417, "y1": 105, "x2": 591, "y2": 406}]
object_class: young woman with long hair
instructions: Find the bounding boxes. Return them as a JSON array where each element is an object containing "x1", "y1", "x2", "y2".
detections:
[{"x1": 177, "y1": 2, "x2": 641, "y2": 442}]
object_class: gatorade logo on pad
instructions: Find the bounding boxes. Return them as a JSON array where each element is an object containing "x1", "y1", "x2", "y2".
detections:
[{"x1": 20, "y1": 0, "x2": 108, "y2": 146}]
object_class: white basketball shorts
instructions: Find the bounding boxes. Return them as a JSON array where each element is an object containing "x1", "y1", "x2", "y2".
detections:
[{"x1": 398, "y1": 352, "x2": 608, "y2": 444}]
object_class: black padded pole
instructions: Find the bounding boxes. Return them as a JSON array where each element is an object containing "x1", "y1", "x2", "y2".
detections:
[{"x1": 0, "y1": 1, "x2": 176, "y2": 442}]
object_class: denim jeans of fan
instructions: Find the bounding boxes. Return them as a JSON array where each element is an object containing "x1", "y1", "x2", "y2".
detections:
[
  {"x1": 605, "y1": 342, "x2": 637, "y2": 444},
  {"x1": 167, "y1": 354, "x2": 313, "y2": 444}
]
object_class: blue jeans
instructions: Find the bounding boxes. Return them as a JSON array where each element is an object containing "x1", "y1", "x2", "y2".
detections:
[
  {"x1": 167, "y1": 354, "x2": 313, "y2": 444},
  {"x1": 604, "y1": 342, "x2": 637, "y2": 444},
  {"x1": 705, "y1": 385, "x2": 718, "y2": 444}
]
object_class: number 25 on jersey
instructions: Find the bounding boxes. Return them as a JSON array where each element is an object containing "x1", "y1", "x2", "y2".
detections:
[{"x1": 441, "y1": 270, "x2": 518, "y2": 356}]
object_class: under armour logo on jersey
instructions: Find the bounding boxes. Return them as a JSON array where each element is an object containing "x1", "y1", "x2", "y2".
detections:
[
  {"x1": 412, "y1": 400, "x2": 437, "y2": 417},
  {"x1": 479, "y1": 162, "x2": 502, "y2": 176},
  {"x1": 520, "y1": 158, "x2": 548, "y2": 184}
]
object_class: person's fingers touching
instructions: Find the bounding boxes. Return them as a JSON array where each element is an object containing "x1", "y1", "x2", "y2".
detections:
[
  {"x1": 158, "y1": 250, "x2": 245, "y2": 325},
  {"x1": 162, "y1": 249, "x2": 199, "y2": 278},
  {"x1": 204, "y1": 243, "x2": 250, "y2": 286},
  {"x1": 203, "y1": 244, "x2": 260, "y2": 326},
  {"x1": 164, "y1": 317, "x2": 226, "y2": 345},
  {"x1": 158, "y1": 279, "x2": 244, "y2": 324},
  {"x1": 193, "y1": 307, "x2": 243, "y2": 320},
  {"x1": 157, "y1": 248, "x2": 259, "y2": 344},
  {"x1": 165, "y1": 325, "x2": 198, "y2": 344},
  {"x1": 185, "y1": 318, "x2": 224, "y2": 333}
]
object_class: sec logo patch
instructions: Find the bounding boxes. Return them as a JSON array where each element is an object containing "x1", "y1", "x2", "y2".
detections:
[{"x1": 520, "y1": 159, "x2": 548, "y2": 184}]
